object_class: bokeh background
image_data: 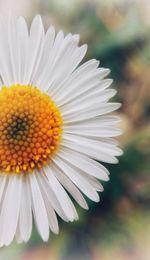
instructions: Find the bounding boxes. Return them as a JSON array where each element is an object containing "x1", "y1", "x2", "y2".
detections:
[{"x1": 0, "y1": 0, "x2": 150, "y2": 259}]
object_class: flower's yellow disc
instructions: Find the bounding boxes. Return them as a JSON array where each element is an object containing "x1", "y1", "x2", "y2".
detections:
[{"x1": 0, "y1": 85, "x2": 62, "y2": 174}]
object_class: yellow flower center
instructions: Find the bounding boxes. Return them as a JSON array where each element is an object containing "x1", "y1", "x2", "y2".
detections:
[{"x1": 0, "y1": 85, "x2": 62, "y2": 174}]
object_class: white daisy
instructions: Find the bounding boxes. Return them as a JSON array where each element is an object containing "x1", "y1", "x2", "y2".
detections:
[{"x1": 0, "y1": 15, "x2": 122, "y2": 246}]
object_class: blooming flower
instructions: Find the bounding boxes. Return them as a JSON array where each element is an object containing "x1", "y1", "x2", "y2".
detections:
[{"x1": 0, "y1": 15, "x2": 122, "y2": 246}]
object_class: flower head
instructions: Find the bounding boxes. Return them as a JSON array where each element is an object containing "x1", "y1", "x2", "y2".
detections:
[{"x1": 0, "y1": 15, "x2": 122, "y2": 246}]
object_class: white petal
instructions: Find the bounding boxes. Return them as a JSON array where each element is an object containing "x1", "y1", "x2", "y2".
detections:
[
  {"x1": 41, "y1": 36, "x2": 86, "y2": 92},
  {"x1": 57, "y1": 148, "x2": 109, "y2": 181},
  {"x1": 52, "y1": 165, "x2": 88, "y2": 209},
  {"x1": 36, "y1": 171, "x2": 69, "y2": 221},
  {"x1": 36, "y1": 30, "x2": 64, "y2": 89},
  {"x1": 62, "y1": 103, "x2": 121, "y2": 123},
  {"x1": 0, "y1": 175, "x2": 22, "y2": 246},
  {"x1": 52, "y1": 59, "x2": 103, "y2": 103},
  {"x1": 24, "y1": 15, "x2": 44, "y2": 84},
  {"x1": 64, "y1": 126, "x2": 122, "y2": 138},
  {"x1": 62, "y1": 98, "x2": 118, "y2": 118},
  {"x1": 61, "y1": 89, "x2": 117, "y2": 112},
  {"x1": 0, "y1": 18, "x2": 13, "y2": 85},
  {"x1": 86, "y1": 176, "x2": 104, "y2": 192},
  {"x1": 34, "y1": 172, "x2": 59, "y2": 234},
  {"x1": 53, "y1": 156, "x2": 100, "y2": 202},
  {"x1": 19, "y1": 175, "x2": 32, "y2": 242},
  {"x1": 48, "y1": 44, "x2": 87, "y2": 96},
  {"x1": 17, "y1": 16, "x2": 29, "y2": 84},
  {"x1": 56, "y1": 72, "x2": 112, "y2": 106},
  {"x1": 40, "y1": 187, "x2": 59, "y2": 234},
  {"x1": 61, "y1": 88, "x2": 116, "y2": 116},
  {"x1": 63, "y1": 115, "x2": 121, "y2": 128},
  {"x1": 44, "y1": 166, "x2": 77, "y2": 221},
  {"x1": 32, "y1": 26, "x2": 55, "y2": 86},
  {"x1": 29, "y1": 172, "x2": 49, "y2": 241},
  {"x1": 8, "y1": 16, "x2": 20, "y2": 84},
  {"x1": 62, "y1": 134, "x2": 122, "y2": 163}
]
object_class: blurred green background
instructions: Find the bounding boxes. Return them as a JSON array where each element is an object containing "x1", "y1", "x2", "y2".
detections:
[{"x1": 0, "y1": 0, "x2": 150, "y2": 259}]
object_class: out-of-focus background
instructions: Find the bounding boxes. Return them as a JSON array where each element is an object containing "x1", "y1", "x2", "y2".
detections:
[{"x1": 0, "y1": 0, "x2": 150, "y2": 259}]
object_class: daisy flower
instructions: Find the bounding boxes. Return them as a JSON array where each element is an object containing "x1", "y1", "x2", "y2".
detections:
[{"x1": 0, "y1": 15, "x2": 122, "y2": 246}]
